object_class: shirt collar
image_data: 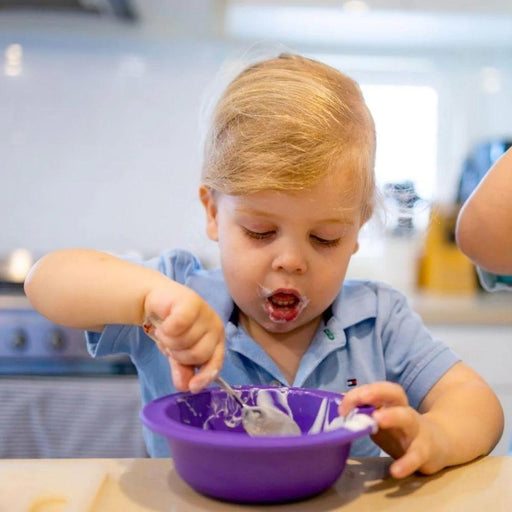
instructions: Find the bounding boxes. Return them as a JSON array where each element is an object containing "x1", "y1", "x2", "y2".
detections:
[
  {"x1": 225, "y1": 307, "x2": 352, "y2": 387},
  {"x1": 192, "y1": 268, "x2": 378, "y2": 385},
  {"x1": 225, "y1": 322, "x2": 289, "y2": 383},
  {"x1": 331, "y1": 280, "x2": 378, "y2": 329}
]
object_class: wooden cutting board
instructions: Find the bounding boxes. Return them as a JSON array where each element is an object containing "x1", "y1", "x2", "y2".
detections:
[{"x1": 0, "y1": 460, "x2": 107, "y2": 512}]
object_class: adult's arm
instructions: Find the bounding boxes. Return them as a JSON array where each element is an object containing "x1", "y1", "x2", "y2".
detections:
[{"x1": 456, "y1": 148, "x2": 512, "y2": 274}]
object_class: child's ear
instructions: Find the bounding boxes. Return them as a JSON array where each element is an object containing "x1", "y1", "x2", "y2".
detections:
[{"x1": 199, "y1": 186, "x2": 219, "y2": 241}]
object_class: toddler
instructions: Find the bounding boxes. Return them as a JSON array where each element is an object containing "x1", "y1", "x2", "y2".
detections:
[{"x1": 25, "y1": 53, "x2": 503, "y2": 478}]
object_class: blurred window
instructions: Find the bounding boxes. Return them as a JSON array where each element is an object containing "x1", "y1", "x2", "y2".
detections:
[{"x1": 361, "y1": 84, "x2": 438, "y2": 200}]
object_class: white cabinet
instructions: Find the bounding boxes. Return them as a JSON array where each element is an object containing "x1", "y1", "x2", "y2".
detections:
[{"x1": 427, "y1": 324, "x2": 512, "y2": 456}]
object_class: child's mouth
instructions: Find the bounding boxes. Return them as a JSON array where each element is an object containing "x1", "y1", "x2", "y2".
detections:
[{"x1": 262, "y1": 288, "x2": 309, "y2": 323}]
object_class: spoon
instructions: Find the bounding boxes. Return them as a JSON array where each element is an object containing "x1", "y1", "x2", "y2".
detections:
[
  {"x1": 213, "y1": 375, "x2": 301, "y2": 437},
  {"x1": 142, "y1": 315, "x2": 301, "y2": 437}
]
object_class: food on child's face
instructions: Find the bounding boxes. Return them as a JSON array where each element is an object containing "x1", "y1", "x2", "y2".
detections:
[{"x1": 260, "y1": 286, "x2": 309, "y2": 323}]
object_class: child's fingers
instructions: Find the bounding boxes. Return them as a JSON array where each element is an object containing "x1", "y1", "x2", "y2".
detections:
[
  {"x1": 157, "y1": 303, "x2": 201, "y2": 339},
  {"x1": 339, "y1": 382, "x2": 408, "y2": 417},
  {"x1": 155, "y1": 321, "x2": 207, "y2": 351},
  {"x1": 168, "y1": 330, "x2": 223, "y2": 366},
  {"x1": 189, "y1": 342, "x2": 225, "y2": 394},
  {"x1": 373, "y1": 406, "x2": 419, "y2": 433},
  {"x1": 167, "y1": 357, "x2": 195, "y2": 392},
  {"x1": 388, "y1": 426, "x2": 439, "y2": 479},
  {"x1": 166, "y1": 333, "x2": 225, "y2": 393},
  {"x1": 389, "y1": 448, "x2": 425, "y2": 479},
  {"x1": 156, "y1": 307, "x2": 223, "y2": 353}
]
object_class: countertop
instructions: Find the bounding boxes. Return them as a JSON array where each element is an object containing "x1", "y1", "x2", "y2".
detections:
[
  {"x1": 1, "y1": 456, "x2": 511, "y2": 511},
  {"x1": 411, "y1": 292, "x2": 512, "y2": 325}
]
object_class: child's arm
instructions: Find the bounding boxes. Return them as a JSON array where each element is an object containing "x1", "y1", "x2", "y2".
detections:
[
  {"x1": 24, "y1": 248, "x2": 225, "y2": 392},
  {"x1": 339, "y1": 362, "x2": 504, "y2": 479},
  {"x1": 456, "y1": 147, "x2": 512, "y2": 274}
]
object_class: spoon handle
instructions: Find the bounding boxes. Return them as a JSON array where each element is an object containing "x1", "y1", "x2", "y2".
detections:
[{"x1": 214, "y1": 376, "x2": 246, "y2": 408}]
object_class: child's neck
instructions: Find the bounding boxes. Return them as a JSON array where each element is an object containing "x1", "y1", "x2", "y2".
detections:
[{"x1": 239, "y1": 314, "x2": 322, "y2": 385}]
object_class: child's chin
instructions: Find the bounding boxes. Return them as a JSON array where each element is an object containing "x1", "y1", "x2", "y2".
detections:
[{"x1": 263, "y1": 314, "x2": 301, "y2": 332}]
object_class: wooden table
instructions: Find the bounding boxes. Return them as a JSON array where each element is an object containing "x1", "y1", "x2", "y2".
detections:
[{"x1": 1, "y1": 456, "x2": 511, "y2": 511}]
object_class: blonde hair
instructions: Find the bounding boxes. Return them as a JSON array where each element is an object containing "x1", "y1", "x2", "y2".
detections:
[{"x1": 201, "y1": 53, "x2": 376, "y2": 222}]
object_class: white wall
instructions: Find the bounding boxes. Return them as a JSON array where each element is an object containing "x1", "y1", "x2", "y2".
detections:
[
  {"x1": 1, "y1": 12, "x2": 512, "y2": 270},
  {"x1": 1, "y1": 20, "x2": 227, "y2": 264}
]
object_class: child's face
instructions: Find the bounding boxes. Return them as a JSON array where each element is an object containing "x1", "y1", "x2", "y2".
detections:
[{"x1": 200, "y1": 176, "x2": 362, "y2": 338}]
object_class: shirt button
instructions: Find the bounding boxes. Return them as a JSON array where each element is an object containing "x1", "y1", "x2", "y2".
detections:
[{"x1": 269, "y1": 380, "x2": 282, "y2": 386}]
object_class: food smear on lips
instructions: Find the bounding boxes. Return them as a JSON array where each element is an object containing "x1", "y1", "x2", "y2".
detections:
[{"x1": 261, "y1": 287, "x2": 310, "y2": 323}]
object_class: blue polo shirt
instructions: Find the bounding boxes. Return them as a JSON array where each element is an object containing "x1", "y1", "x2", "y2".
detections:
[{"x1": 86, "y1": 249, "x2": 460, "y2": 458}]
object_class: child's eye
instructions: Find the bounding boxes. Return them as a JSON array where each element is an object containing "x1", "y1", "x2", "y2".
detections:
[
  {"x1": 311, "y1": 235, "x2": 341, "y2": 247},
  {"x1": 243, "y1": 227, "x2": 275, "y2": 240}
]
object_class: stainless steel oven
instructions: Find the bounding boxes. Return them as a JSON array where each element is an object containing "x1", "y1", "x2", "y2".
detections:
[
  {"x1": 0, "y1": 293, "x2": 136, "y2": 376},
  {"x1": 0, "y1": 290, "x2": 147, "y2": 458}
]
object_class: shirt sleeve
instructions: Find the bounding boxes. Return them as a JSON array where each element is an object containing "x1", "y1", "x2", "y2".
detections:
[
  {"x1": 86, "y1": 250, "x2": 202, "y2": 360},
  {"x1": 378, "y1": 286, "x2": 461, "y2": 409},
  {"x1": 477, "y1": 267, "x2": 512, "y2": 292}
]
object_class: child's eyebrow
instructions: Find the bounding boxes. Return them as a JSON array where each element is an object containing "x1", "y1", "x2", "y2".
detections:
[
  {"x1": 315, "y1": 218, "x2": 357, "y2": 227},
  {"x1": 234, "y1": 206, "x2": 356, "y2": 225},
  {"x1": 234, "y1": 205, "x2": 275, "y2": 218}
]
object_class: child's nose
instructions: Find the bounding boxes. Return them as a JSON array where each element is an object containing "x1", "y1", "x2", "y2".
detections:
[{"x1": 271, "y1": 245, "x2": 308, "y2": 274}]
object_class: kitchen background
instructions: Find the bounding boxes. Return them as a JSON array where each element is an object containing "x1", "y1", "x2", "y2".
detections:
[{"x1": 1, "y1": 0, "x2": 511, "y2": 457}]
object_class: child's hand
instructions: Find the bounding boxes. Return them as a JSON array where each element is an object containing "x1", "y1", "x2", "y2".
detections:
[
  {"x1": 338, "y1": 382, "x2": 447, "y2": 479},
  {"x1": 143, "y1": 283, "x2": 225, "y2": 394}
]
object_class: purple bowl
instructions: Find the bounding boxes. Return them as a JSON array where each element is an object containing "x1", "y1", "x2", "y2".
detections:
[{"x1": 141, "y1": 385, "x2": 374, "y2": 504}]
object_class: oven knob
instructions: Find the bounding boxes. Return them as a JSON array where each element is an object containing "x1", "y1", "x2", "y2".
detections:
[
  {"x1": 48, "y1": 329, "x2": 66, "y2": 352},
  {"x1": 12, "y1": 329, "x2": 28, "y2": 350}
]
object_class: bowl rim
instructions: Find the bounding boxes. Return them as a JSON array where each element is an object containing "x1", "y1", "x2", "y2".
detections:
[{"x1": 140, "y1": 385, "x2": 374, "y2": 449}]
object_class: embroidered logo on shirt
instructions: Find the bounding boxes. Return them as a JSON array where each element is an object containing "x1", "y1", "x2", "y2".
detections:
[
  {"x1": 323, "y1": 328, "x2": 335, "y2": 340},
  {"x1": 347, "y1": 378, "x2": 358, "y2": 387}
]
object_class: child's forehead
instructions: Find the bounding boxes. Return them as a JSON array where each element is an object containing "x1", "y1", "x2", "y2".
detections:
[{"x1": 224, "y1": 183, "x2": 363, "y2": 221}]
